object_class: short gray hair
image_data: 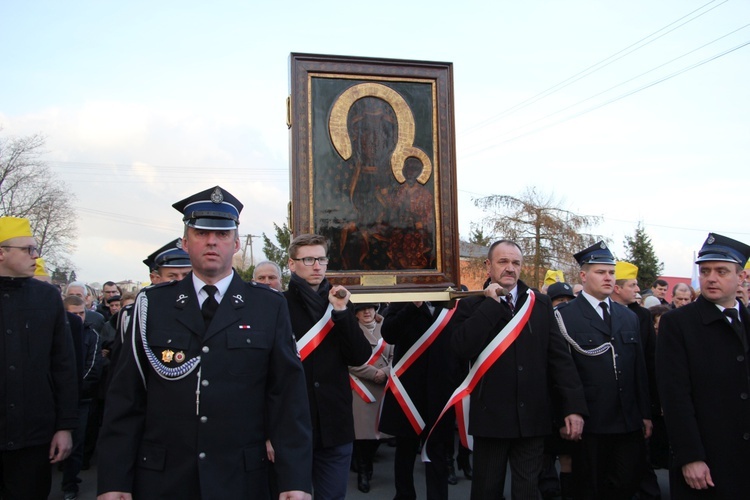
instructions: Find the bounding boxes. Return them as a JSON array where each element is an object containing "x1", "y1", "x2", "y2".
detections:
[
  {"x1": 253, "y1": 261, "x2": 281, "y2": 279},
  {"x1": 66, "y1": 281, "x2": 89, "y2": 297}
]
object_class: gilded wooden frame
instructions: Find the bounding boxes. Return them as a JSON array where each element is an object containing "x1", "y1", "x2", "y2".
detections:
[{"x1": 288, "y1": 53, "x2": 459, "y2": 292}]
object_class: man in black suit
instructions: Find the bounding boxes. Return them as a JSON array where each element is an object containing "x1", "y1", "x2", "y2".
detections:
[
  {"x1": 657, "y1": 233, "x2": 750, "y2": 498},
  {"x1": 556, "y1": 242, "x2": 652, "y2": 499},
  {"x1": 450, "y1": 239, "x2": 587, "y2": 499},
  {"x1": 97, "y1": 186, "x2": 312, "y2": 500},
  {"x1": 284, "y1": 233, "x2": 370, "y2": 500}
]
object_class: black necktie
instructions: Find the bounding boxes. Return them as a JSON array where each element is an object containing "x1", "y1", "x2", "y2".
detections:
[
  {"x1": 506, "y1": 292, "x2": 515, "y2": 313},
  {"x1": 600, "y1": 301, "x2": 611, "y2": 329},
  {"x1": 724, "y1": 308, "x2": 743, "y2": 336},
  {"x1": 202, "y1": 285, "x2": 219, "y2": 328}
]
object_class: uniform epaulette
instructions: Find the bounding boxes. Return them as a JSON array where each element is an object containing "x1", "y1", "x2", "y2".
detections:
[
  {"x1": 247, "y1": 280, "x2": 285, "y2": 296},
  {"x1": 556, "y1": 300, "x2": 573, "y2": 311},
  {"x1": 143, "y1": 280, "x2": 180, "y2": 291}
]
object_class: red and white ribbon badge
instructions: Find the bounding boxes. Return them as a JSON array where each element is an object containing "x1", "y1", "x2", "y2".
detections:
[
  {"x1": 421, "y1": 290, "x2": 536, "y2": 462},
  {"x1": 296, "y1": 304, "x2": 334, "y2": 362},
  {"x1": 350, "y1": 338, "x2": 388, "y2": 403},
  {"x1": 381, "y1": 307, "x2": 456, "y2": 435}
]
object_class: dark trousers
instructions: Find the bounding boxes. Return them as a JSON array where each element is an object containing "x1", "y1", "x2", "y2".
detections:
[
  {"x1": 62, "y1": 399, "x2": 90, "y2": 494},
  {"x1": 572, "y1": 430, "x2": 645, "y2": 500},
  {"x1": 0, "y1": 444, "x2": 52, "y2": 500},
  {"x1": 394, "y1": 435, "x2": 447, "y2": 500},
  {"x1": 312, "y1": 442, "x2": 352, "y2": 500},
  {"x1": 471, "y1": 436, "x2": 544, "y2": 500}
]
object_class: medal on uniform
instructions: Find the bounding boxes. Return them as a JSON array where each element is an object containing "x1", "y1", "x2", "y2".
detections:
[
  {"x1": 161, "y1": 349, "x2": 175, "y2": 362},
  {"x1": 175, "y1": 351, "x2": 186, "y2": 363}
]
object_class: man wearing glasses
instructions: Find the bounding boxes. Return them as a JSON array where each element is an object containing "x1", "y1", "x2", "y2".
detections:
[
  {"x1": 285, "y1": 234, "x2": 371, "y2": 499},
  {"x1": 0, "y1": 216, "x2": 78, "y2": 499}
]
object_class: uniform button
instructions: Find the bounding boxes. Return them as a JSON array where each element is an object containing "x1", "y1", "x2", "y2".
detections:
[
  {"x1": 2, "y1": 294, "x2": 8, "y2": 299},
  {"x1": 6, "y1": 329, "x2": 11, "y2": 335},
  {"x1": 199, "y1": 452, "x2": 206, "y2": 459},
  {"x1": 200, "y1": 416, "x2": 208, "y2": 423},
  {"x1": 167, "y1": 339, "x2": 172, "y2": 344},
  {"x1": 619, "y1": 388, "x2": 623, "y2": 392},
  {"x1": 741, "y1": 393, "x2": 748, "y2": 400},
  {"x1": 7, "y1": 441, "x2": 13, "y2": 448},
  {"x1": 246, "y1": 338, "x2": 251, "y2": 344},
  {"x1": 8, "y1": 404, "x2": 14, "y2": 409},
  {"x1": 519, "y1": 402, "x2": 525, "y2": 407},
  {"x1": 518, "y1": 366, "x2": 523, "y2": 371},
  {"x1": 142, "y1": 456, "x2": 148, "y2": 462},
  {"x1": 314, "y1": 382, "x2": 320, "y2": 388},
  {"x1": 744, "y1": 433, "x2": 750, "y2": 440},
  {"x1": 738, "y1": 355, "x2": 745, "y2": 362},
  {"x1": 8, "y1": 366, "x2": 14, "y2": 371},
  {"x1": 202, "y1": 346, "x2": 209, "y2": 353},
  {"x1": 201, "y1": 380, "x2": 209, "y2": 387}
]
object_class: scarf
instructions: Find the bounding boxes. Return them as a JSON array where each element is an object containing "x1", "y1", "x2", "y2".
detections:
[{"x1": 290, "y1": 272, "x2": 331, "y2": 321}]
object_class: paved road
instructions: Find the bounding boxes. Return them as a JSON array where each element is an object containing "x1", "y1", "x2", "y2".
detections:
[{"x1": 52, "y1": 442, "x2": 670, "y2": 499}]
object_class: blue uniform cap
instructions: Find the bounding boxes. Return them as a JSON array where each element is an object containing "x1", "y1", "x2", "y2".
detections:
[
  {"x1": 172, "y1": 186, "x2": 243, "y2": 230},
  {"x1": 144, "y1": 238, "x2": 192, "y2": 271},
  {"x1": 574, "y1": 241, "x2": 615, "y2": 266},
  {"x1": 695, "y1": 233, "x2": 750, "y2": 267}
]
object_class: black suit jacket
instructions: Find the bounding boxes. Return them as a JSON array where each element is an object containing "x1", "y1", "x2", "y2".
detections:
[
  {"x1": 450, "y1": 281, "x2": 587, "y2": 439},
  {"x1": 97, "y1": 272, "x2": 312, "y2": 499},
  {"x1": 657, "y1": 296, "x2": 750, "y2": 499},
  {"x1": 557, "y1": 295, "x2": 650, "y2": 434},
  {"x1": 284, "y1": 279, "x2": 371, "y2": 449}
]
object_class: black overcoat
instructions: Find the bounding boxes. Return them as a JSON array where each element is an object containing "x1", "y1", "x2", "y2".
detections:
[
  {"x1": 656, "y1": 296, "x2": 750, "y2": 499},
  {"x1": 284, "y1": 280, "x2": 371, "y2": 449},
  {"x1": 379, "y1": 301, "x2": 458, "y2": 439},
  {"x1": 97, "y1": 273, "x2": 312, "y2": 499},
  {"x1": 556, "y1": 295, "x2": 651, "y2": 434},
  {"x1": 0, "y1": 278, "x2": 78, "y2": 450},
  {"x1": 450, "y1": 282, "x2": 587, "y2": 438}
]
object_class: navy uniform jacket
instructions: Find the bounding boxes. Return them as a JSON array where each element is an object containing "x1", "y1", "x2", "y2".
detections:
[
  {"x1": 284, "y1": 280, "x2": 370, "y2": 449},
  {"x1": 379, "y1": 301, "x2": 458, "y2": 439},
  {"x1": 557, "y1": 295, "x2": 650, "y2": 434},
  {"x1": 450, "y1": 282, "x2": 588, "y2": 439},
  {"x1": 657, "y1": 296, "x2": 750, "y2": 499},
  {"x1": 97, "y1": 272, "x2": 312, "y2": 499},
  {"x1": 0, "y1": 278, "x2": 78, "y2": 451}
]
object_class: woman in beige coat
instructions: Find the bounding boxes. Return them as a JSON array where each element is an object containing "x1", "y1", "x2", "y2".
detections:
[{"x1": 349, "y1": 303, "x2": 394, "y2": 493}]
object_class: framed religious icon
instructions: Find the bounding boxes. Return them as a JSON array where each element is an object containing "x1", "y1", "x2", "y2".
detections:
[{"x1": 288, "y1": 53, "x2": 460, "y2": 297}]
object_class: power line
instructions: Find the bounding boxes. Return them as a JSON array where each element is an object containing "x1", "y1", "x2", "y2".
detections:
[
  {"x1": 461, "y1": 38, "x2": 750, "y2": 158},
  {"x1": 460, "y1": 0, "x2": 728, "y2": 136}
]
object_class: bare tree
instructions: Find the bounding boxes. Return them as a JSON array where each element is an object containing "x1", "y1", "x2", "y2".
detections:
[
  {"x1": 0, "y1": 132, "x2": 77, "y2": 270},
  {"x1": 473, "y1": 186, "x2": 604, "y2": 288}
]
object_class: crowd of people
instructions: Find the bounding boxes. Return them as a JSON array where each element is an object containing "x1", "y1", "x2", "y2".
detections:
[{"x1": 2, "y1": 188, "x2": 749, "y2": 500}]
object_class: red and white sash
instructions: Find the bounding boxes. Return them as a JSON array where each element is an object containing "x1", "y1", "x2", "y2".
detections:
[
  {"x1": 421, "y1": 290, "x2": 536, "y2": 461},
  {"x1": 383, "y1": 307, "x2": 456, "y2": 435},
  {"x1": 350, "y1": 338, "x2": 388, "y2": 403},
  {"x1": 296, "y1": 304, "x2": 334, "y2": 361}
]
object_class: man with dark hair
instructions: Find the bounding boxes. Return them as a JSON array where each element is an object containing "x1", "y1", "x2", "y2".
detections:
[
  {"x1": 557, "y1": 242, "x2": 652, "y2": 499},
  {"x1": 450, "y1": 239, "x2": 587, "y2": 499},
  {"x1": 97, "y1": 282, "x2": 122, "y2": 321},
  {"x1": 671, "y1": 283, "x2": 692, "y2": 308},
  {"x1": 0, "y1": 216, "x2": 78, "y2": 499},
  {"x1": 97, "y1": 186, "x2": 312, "y2": 499},
  {"x1": 285, "y1": 233, "x2": 370, "y2": 499},
  {"x1": 657, "y1": 233, "x2": 750, "y2": 498},
  {"x1": 650, "y1": 279, "x2": 669, "y2": 306}
]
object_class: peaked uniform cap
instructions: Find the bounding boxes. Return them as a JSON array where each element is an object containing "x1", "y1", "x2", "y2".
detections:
[
  {"x1": 574, "y1": 241, "x2": 615, "y2": 266},
  {"x1": 0, "y1": 216, "x2": 33, "y2": 244},
  {"x1": 615, "y1": 261, "x2": 639, "y2": 280},
  {"x1": 172, "y1": 186, "x2": 243, "y2": 230},
  {"x1": 144, "y1": 238, "x2": 191, "y2": 271},
  {"x1": 695, "y1": 232, "x2": 750, "y2": 267},
  {"x1": 547, "y1": 282, "x2": 576, "y2": 301}
]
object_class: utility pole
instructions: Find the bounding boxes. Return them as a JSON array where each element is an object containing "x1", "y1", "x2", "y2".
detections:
[{"x1": 241, "y1": 234, "x2": 260, "y2": 269}]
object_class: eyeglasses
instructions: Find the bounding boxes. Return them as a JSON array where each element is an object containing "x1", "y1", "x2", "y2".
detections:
[
  {"x1": 0, "y1": 245, "x2": 40, "y2": 257},
  {"x1": 292, "y1": 257, "x2": 329, "y2": 266}
]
